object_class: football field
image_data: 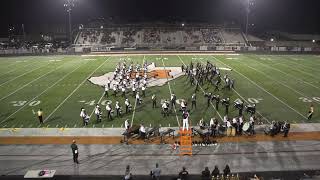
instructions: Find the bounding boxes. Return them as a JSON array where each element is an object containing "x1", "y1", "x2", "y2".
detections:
[{"x1": 0, "y1": 54, "x2": 319, "y2": 128}]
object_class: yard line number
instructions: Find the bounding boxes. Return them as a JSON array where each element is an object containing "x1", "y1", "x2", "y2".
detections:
[
  {"x1": 299, "y1": 97, "x2": 320, "y2": 103},
  {"x1": 234, "y1": 98, "x2": 263, "y2": 104},
  {"x1": 10, "y1": 100, "x2": 41, "y2": 107},
  {"x1": 78, "y1": 100, "x2": 113, "y2": 106}
]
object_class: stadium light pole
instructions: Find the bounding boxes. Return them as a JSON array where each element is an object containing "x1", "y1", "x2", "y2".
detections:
[
  {"x1": 64, "y1": 0, "x2": 75, "y2": 44},
  {"x1": 245, "y1": 0, "x2": 253, "y2": 37}
]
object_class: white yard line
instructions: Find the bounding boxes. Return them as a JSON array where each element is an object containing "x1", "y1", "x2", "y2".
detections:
[
  {"x1": 0, "y1": 62, "x2": 69, "y2": 102},
  {"x1": 283, "y1": 55, "x2": 320, "y2": 73},
  {"x1": 88, "y1": 57, "x2": 114, "y2": 120},
  {"x1": 239, "y1": 61, "x2": 320, "y2": 105},
  {"x1": 212, "y1": 56, "x2": 307, "y2": 121},
  {"x1": 130, "y1": 55, "x2": 145, "y2": 127},
  {"x1": 161, "y1": 56, "x2": 181, "y2": 127},
  {"x1": 0, "y1": 63, "x2": 49, "y2": 87},
  {"x1": 44, "y1": 57, "x2": 111, "y2": 122},
  {"x1": 250, "y1": 55, "x2": 320, "y2": 91},
  {"x1": 0, "y1": 62, "x2": 34, "y2": 78},
  {"x1": 271, "y1": 57, "x2": 319, "y2": 80},
  {"x1": 178, "y1": 55, "x2": 224, "y2": 121},
  {"x1": 0, "y1": 62, "x2": 85, "y2": 124}
]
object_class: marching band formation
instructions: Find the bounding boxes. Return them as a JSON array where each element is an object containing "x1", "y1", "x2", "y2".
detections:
[{"x1": 78, "y1": 58, "x2": 297, "y2": 138}]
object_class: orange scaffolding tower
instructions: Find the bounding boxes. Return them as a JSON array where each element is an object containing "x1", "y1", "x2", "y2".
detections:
[{"x1": 179, "y1": 129, "x2": 193, "y2": 156}]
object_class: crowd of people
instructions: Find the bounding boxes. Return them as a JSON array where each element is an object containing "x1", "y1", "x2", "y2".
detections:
[
  {"x1": 143, "y1": 29, "x2": 161, "y2": 44},
  {"x1": 122, "y1": 29, "x2": 139, "y2": 44},
  {"x1": 101, "y1": 29, "x2": 116, "y2": 44},
  {"x1": 201, "y1": 29, "x2": 223, "y2": 44},
  {"x1": 80, "y1": 29, "x2": 100, "y2": 44}
]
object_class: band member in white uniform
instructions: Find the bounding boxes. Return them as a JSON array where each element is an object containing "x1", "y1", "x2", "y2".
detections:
[
  {"x1": 162, "y1": 101, "x2": 169, "y2": 117},
  {"x1": 115, "y1": 101, "x2": 121, "y2": 117},
  {"x1": 106, "y1": 102, "x2": 112, "y2": 120},
  {"x1": 80, "y1": 108, "x2": 89, "y2": 126},
  {"x1": 136, "y1": 92, "x2": 141, "y2": 105},
  {"x1": 125, "y1": 119, "x2": 130, "y2": 130},
  {"x1": 125, "y1": 99, "x2": 131, "y2": 113},
  {"x1": 94, "y1": 104, "x2": 101, "y2": 122}
]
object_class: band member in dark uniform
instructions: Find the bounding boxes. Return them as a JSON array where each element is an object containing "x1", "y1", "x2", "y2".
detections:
[
  {"x1": 152, "y1": 94, "x2": 157, "y2": 108},
  {"x1": 205, "y1": 92, "x2": 212, "y2": 107},
  {"x1": 171, "y1": 93, "x2": 177, "y2": 107},
  {"x1": 283, "y1": 121, "x2": 290, "y2": 137},
  {"x1": 191, "y1": 93, "x2": 196, "y2": 109},
  {"x1": 221, "y1": 98, "x2": 230, "y2": 115},
  {"x1": 308, "y1": 104, "x2": 314, "y2": 120}
]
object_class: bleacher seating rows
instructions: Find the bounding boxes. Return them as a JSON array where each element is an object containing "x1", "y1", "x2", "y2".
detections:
[{"x1": 74, "y1": 27, "x2": 245, "y2": 47}]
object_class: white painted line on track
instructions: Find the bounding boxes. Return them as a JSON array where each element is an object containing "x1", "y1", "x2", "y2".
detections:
[
  {"x1": 212, "y1": 56, "x2": 307, "y2": 121},
  {"x1": 161, "y1": 56, "x2": 180, "y2": 127},
  {"x1": 0, "y1": 62, "x2": 85, "y2": 124},
  {"x1": 0, "y1": 61, "x2": 70, "y2": 102},
  {"x1": 44, "y1": 57, "x2": 111, "y2": 122},
  {"x1": 0, "y1": 63, "x2": 49, "y2": 87},
  {"x1": 178, "y1": 55, "x2": 224, "y2": 121}
]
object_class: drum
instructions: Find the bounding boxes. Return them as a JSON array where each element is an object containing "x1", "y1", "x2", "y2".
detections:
[
  {"x1": 226, "y1": 127, "x2": 231, "y2": 136},
  {"x1": 231, "y1": 127, "x2": 236, "y2": 136},
  {"x1": 242, "y1": 122, "x2": 250, "y2": 132}
]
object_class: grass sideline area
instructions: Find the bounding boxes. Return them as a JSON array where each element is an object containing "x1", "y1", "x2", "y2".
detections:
[{"x1": 0, "y1": 54, "x2": 319, "y2": 128}]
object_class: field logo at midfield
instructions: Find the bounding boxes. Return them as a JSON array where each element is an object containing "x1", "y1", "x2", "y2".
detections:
[{"x1": 88, "y1": 62, "x2": 184, "y2": 88}]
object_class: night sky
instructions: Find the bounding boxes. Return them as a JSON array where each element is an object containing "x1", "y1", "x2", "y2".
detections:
[{"x1": 1, "y1": 0, "x2": 320, "y2": 37}]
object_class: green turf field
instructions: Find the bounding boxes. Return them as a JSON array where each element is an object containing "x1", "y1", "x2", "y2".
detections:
[{"x1": 0, "y1": 54, "x2": 319, "y2": 128}]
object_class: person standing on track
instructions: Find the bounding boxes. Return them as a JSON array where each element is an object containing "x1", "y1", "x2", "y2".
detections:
[{"x1": 71, "y1": 140, "x2": 79, "y2": 164}]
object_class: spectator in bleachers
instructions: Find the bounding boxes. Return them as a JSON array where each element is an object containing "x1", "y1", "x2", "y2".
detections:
[
  {"x1": 201, "y1": 167, "x2": 211, "y2": 179},
  {"x1": 178, "y1": 167, "x2": 189, "y2": 180},
  {"x1": 223, "y1": 164, "x2": 231, "y2": 176},
  {"x1": 124, "y1": 165, "x2": 132, "y2": 180},
  {"x1": 150, "y1": 163, "x2": 161, "y2": 180},
  {"x1": 211, "y1": 165, "x2": 220, "y2": 177}
]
